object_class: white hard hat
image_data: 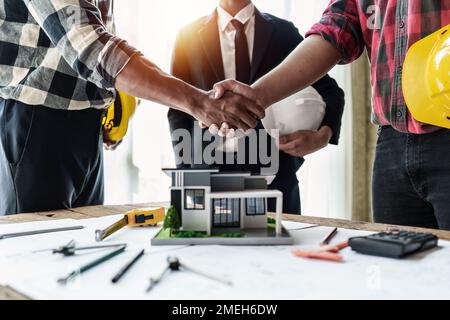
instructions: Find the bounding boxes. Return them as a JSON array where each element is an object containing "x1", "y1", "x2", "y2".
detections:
[{"x1": 262, "y1": 86, "x2": 326, "y2": 137}]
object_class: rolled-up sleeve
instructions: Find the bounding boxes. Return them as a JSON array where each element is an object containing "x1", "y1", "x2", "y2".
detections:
[
  {"x1": 305, "y1": 0, "x2": 364, "y2": 64},
  {"x1": 23, "y1": 0, "x2": 141, "y2": 89}
]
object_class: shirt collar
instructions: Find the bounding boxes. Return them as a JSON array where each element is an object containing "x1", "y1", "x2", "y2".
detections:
[{"x1": 217, "y1": 3, "x2": 255, "y2": 32}]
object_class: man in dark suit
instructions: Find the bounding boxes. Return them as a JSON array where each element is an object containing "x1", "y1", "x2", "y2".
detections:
[{"x1": 168, "y1": 0, "x2": 345, "y2": 214}]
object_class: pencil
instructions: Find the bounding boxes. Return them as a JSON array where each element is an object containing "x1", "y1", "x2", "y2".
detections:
[
  {"x1": 112, "y1": 249, "x2": 145, "y2": 284},
  {"x1": 320, "y1": 227, "x2": 338, "y2": 246}
]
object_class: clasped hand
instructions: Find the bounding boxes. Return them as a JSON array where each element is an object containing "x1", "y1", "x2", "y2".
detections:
[
  {"x1": 194, "y1": 86, "x2": 265, "y2": 133},
  {"x1": 200, "y1": 79, "x2": 332, "y2": 157}
]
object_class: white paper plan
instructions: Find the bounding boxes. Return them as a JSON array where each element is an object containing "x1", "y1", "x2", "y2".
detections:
[{"x1": 1, "y1": 215, "x2": 450, "y2": 300}]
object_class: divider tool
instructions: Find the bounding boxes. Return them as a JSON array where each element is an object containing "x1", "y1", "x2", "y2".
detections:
[
  {"x1": 51, "y1": 240, "x2": 127, "y2": 256},
  {"x1": 146, "y1": 256, "x2": 232, "y2": 292}
]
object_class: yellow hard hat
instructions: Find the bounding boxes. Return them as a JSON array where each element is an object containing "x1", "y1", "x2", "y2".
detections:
[
  {"x1": 402, "y1": 24, "x2": 450, "y2": 128},
  {"x1": 102, "y1": 91, "x2": 139, "y2": 144}
]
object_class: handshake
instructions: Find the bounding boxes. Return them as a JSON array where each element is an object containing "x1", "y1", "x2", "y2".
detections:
[
  {"x1": 190, "y1": 79, "x2": 333, "y2": 158},
  {"x1": 193, "y1": 80, "x2": 264, "y2": 137}
]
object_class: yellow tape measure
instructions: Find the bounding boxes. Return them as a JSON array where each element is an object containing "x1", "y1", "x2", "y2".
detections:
[{"x1": 95, "y1": 207, "x2": 165, "y2": 241}]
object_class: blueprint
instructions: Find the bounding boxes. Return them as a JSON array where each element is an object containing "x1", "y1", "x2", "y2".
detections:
[{"x1": 1, "y1": 215, "x2": 449, "y2": 300}]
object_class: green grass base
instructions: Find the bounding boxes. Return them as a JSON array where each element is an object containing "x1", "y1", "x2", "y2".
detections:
[
  {"x1": 155, "y1": 224, "x2": 276, "y2": 240},
  {"x1": 155, "y1": 229, "x2": 245, "y2": 239}
]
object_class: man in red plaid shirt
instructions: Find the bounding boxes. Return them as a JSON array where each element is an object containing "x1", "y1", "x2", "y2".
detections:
[{"x1": 213, "y1": 0, "x2": 450, "y2": 230}]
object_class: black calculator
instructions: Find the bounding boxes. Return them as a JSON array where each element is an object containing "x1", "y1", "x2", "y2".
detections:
[{"x1": 349, "y1": 230, "x2": 438, "y2": 259}]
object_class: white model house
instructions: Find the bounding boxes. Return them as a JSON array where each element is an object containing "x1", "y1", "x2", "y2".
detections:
[{"x1": 163, "y1": 169, "x2": 283, "y2": 237}]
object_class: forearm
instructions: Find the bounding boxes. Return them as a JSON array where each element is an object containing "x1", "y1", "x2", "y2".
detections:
[
  {"x1": 115, "y1": 55, "x2": 204, "y2": 118},
  {"x1": 252, "y1": 35, "x2": 342, "y2": 108}
]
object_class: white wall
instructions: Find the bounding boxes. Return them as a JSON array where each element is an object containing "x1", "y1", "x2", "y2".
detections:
[
  {"x1": 287, "y1": 0, "x2": 354, "y2": 220},
  {"x1": 179, "y1": 187, "x2": 210, "y2": 233},
  {"x1": 242, "y1": 198, "x2": 268, "y2": 229}
]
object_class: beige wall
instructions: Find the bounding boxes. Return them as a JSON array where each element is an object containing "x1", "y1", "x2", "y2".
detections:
[{"x1": 351, "y1": 55, "x2": 378, "y2": 222}]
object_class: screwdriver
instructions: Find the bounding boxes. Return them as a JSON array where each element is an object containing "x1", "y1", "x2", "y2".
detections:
[{"x1": 146, "y1": 256, "x2": 232, "y2": 293}]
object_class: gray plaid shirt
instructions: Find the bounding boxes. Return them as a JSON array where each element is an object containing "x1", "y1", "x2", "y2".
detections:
[{"x1": 0, "y1": 0, "x2": 140, "y2": 110}]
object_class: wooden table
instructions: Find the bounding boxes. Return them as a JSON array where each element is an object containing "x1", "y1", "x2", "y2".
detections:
[{"x1": 2, "y1": 203, "x2": 450, "y2": 300}]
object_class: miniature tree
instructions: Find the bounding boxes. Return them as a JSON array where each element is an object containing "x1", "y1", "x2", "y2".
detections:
[{"x1": 163, "y1": 206, "x2": 181, "y2": 237}]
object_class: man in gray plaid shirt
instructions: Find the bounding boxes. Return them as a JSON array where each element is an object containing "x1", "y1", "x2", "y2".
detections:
[{"x1": 0, "y1": 0, "x2": 264, "y2": 215}]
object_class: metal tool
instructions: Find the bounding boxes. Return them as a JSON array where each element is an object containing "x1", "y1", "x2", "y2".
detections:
[
  {"x1": 51, "y1": 240, "x2": 127, "y2": 257},
  {"x1": 95, "y1": 207, "x2": 165, "y2": 241},
  {"x1": 146, "y1": 256, "x2": 232, "y2": 293},
  {"x1": 57, "y1": 245, "x2": 127, "y2": 285},
  {"x1": 146, "y1": 257, "x2": 176, "y2": 293},
  {"x1": 0, "y1": 226, "x2": 84, "y2": 240}
]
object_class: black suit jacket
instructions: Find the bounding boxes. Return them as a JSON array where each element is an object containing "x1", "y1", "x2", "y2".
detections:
[{"x1": 168, "y1": 10, "x2": 345, "y2": 214}]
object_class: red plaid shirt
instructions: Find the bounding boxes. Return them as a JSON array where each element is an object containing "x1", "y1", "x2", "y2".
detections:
[{"x1": 306, "y1": 0, "x2": 450, "y2": 134}]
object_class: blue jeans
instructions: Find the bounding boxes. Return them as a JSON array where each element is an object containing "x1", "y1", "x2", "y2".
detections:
[{"x1": 373, "y1": 126, "x2": 450, "y2": 230}]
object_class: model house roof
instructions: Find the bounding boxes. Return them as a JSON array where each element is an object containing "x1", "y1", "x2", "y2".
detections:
[
  {"x1": 162, "y1": 168, "x2": 220, "y2": 177},
  {"x1": 209, "y1": 189, "x2": 282, "y2": 199},
  {"x1": 162, "y1": 168, "x2": 220, "y2": 173},
  {"x1": 163, "y1": 168, "x2": 276, "y2": 184},
  {"x1": 211, "y1": 173, "x2": 252, "y2": 177}
]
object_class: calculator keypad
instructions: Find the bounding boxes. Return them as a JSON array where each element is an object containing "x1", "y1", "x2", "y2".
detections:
[{"x1": 349, "y1": 230, "x2": 438, "y2": 258}]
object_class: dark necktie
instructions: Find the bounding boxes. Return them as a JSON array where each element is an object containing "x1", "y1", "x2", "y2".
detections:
[{"x1": 231, "y1": 19, "x2": 251, "y2": 84}]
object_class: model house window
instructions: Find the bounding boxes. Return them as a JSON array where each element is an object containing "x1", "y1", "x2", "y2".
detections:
[
  {"x1": 213, "y1": 199, "x2": 240, "y2": 227},
  {"x1": 185, "y1": 189, "x2": 205, "y2": 210},
  {"x1": 246, "y1": 198, "x2": 266, "y2": 216}
]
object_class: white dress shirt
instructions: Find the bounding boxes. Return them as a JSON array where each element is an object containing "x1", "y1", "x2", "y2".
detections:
[
  {"x1": 216, "y1": 3, "x2": 255, "y2": 152},
  {"x1": 217, "y1": 3, "x2": 255, "y2": 81}
]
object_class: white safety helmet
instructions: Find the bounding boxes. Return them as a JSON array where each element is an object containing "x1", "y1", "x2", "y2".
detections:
[{"x1": 262, "y1": 86, "x2": 326, "y2": 137}]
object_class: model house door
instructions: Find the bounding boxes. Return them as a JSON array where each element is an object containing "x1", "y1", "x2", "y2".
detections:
[
  {"x1": 171, "y1": 190, "x2": 182, "y2": 223},
  {"x1": 212, "y1": 199, "x2": 240, "y2": 228}
]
